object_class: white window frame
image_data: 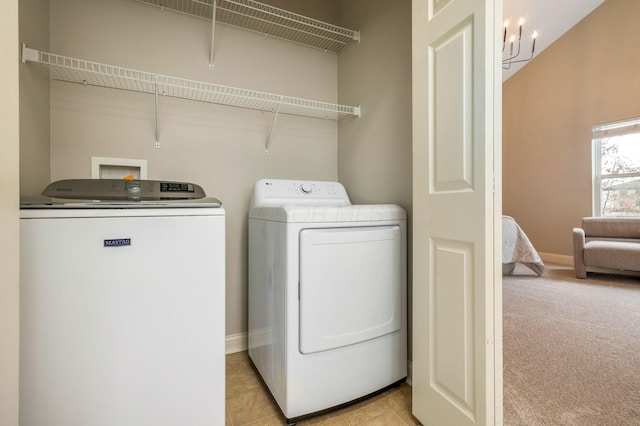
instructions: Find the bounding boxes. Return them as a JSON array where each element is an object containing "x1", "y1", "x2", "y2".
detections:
[{"x1": 592, "y1": 117, "x2": 640, "y2": 217}]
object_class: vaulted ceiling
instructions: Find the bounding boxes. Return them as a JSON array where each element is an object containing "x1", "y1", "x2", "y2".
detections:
[{"x1": 502, "y1": 0, "x2": 606, "y2": 81}]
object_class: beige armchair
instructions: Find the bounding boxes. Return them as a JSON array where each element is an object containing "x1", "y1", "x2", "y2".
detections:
[{"x1": 573, "y1": 217, "x2": 640, "y2": 279}]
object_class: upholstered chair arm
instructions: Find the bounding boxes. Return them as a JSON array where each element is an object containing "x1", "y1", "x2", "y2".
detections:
[{"x1": 573, "y1": 227, "x2": 587, "y2": 278}]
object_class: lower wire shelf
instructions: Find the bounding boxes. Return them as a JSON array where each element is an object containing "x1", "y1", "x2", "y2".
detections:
[{"x1": 21, "y1": 45, "x2": 360, "y2": 150}]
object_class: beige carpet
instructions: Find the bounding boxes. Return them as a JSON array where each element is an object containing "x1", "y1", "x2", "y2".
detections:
[{"x1": 503, "y1": 264, "x2": 640, "y2": 425}]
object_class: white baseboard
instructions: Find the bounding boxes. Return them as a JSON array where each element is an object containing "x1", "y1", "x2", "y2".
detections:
[
  {"x1": 539, "y1": 252, "x2": 573, "y2": 266},
  {"x1": 225, "y1": 332, "x2": 248, "y2": 354}
]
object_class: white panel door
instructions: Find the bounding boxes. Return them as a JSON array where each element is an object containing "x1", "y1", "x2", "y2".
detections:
[
  {"x1": 412, "y1": 0, "x2": 503, "y2": 425},
  {"x1": 298, "y1": 226, "x2": 402, "y2": 354}
]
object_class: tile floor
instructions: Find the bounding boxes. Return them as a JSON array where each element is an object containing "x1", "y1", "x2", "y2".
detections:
[{"x1": 226, "y1": 352, "x2": 420, "y2": 426}]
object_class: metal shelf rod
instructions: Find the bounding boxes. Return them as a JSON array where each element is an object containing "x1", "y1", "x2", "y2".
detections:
[{"x1": 209, "y1": 0, "x2": 217, "y2": 70}]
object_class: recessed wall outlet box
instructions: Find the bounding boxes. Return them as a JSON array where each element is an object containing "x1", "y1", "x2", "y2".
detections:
[{"x1": 91, "y1": 157, "x2": 147, "y2": 180}]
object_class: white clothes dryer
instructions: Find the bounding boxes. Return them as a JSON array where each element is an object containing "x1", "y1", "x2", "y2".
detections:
[{"x1": 248, "y1": 179, "x2": 407, "y2": 424}]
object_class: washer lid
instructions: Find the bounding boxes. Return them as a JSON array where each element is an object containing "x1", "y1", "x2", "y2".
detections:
[{"x1": 21, "y1": 198, "x2": 222, "y2": 209}]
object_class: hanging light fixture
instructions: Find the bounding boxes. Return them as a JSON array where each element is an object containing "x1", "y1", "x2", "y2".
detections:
[{"x1": 502, "y1": 18, "x2": 538, "y2": 69}]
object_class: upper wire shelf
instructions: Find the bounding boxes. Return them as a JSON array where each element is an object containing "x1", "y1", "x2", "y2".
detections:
[
  {"x1": 137, "y1": 0, "x2": 360, "y2": 52},
  {"x1": 21, "y1": 46, "x2": 361, "y2": 121}
]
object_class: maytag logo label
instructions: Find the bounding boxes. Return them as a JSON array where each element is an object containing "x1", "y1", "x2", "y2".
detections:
[{"x1": 104, "y1": 238, "x2": 131, "y2": 247}]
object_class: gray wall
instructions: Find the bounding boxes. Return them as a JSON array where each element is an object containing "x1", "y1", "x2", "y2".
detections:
[
  {"x1": 19, "y1": 0, "x2": 50, "y2": 196},
  {"x1": 338, "y1": 1, "x2": 412, "y2": 208},
  {"x1": 0, "y1": 1, "x2": 20, "y2": 424},
  {"x1": 503, "y1": 0, "x2": 640, "y2": 257}
]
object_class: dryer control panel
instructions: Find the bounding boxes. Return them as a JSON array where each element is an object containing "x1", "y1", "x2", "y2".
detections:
[{"x1": 250, "y1": 179, "x2": 351, "y2": 208}]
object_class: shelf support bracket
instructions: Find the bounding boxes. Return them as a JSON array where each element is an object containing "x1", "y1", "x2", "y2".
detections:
[
  {"x1": 265, "y1": 101, "x2": 282, "y2": 155},
  {"x1": 154, "y1": 75, "x2": 160, "y2": 148},
  {"x1": 22, "y1": 44, "x2": 39, "y2": 64},
  {"x1": 209, "y1": 0, "x2": 217, "y2": 71}
]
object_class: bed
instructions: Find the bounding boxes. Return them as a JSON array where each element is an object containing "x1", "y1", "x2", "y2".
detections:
[{"x1": 502, "y1": 215, "x2": 545, "y2": 276}]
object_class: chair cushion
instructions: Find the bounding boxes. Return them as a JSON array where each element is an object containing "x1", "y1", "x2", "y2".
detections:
[
  {"x1": 582, "y1": 217, "x2": 640, "y2": 239},
  {"x1": 584, "y1": 240, "x2": 640, "y2": 271}
]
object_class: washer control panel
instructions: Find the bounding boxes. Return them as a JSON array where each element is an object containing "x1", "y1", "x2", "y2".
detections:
[
  {"x1": 250, "y1": 179, "x2": 351, "y2": 208},
  {"x1": 42, "y1": 179, "x2": 205, "y2": 201}
]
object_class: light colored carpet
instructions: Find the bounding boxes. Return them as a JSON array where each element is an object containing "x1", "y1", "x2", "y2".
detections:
[{"x1": 503, "y1": 264, "x2": 640, "y2": 425}]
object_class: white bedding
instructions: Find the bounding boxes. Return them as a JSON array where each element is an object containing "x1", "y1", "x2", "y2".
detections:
[{"x1": 502, "y1": 215, "x2": 545, "y2": 276}]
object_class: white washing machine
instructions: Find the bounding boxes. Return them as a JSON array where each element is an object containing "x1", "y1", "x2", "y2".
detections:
[
  {"x1": 20, "y1": 179, "x2": 225, "y2": 426},
  {"x1": 248, "y1": 178, "x2": 407, "y2": 423}
]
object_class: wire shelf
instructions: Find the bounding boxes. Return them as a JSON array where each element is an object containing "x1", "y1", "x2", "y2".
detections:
[
  {"x1": 137, "y1": 0, "x2": 360, "y2": 52},
  {"x1": 23, "y1": 47, "x2": 360, "y2": 120}
]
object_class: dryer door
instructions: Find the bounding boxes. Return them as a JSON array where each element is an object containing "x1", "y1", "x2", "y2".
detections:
[{"x1": 298, "y1": 225, "x2": 402, "y2": 354}]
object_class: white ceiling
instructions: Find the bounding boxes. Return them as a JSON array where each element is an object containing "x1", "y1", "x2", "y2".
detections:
[{"x1": 502, "y1": 0, "x2": 606, "y2": 81}]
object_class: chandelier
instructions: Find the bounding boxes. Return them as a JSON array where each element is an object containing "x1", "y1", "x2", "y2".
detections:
[{"x1": 502, "y1": 18, "x2": 538, "y2": 69}]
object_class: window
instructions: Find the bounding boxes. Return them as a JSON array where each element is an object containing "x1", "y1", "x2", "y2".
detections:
[{"x1": 592, "y1": 118, "x2": 640, "y2": 217}]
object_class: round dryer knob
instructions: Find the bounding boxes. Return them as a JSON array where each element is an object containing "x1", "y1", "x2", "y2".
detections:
[{"x1": 300, "y1": 183, "x2": 313, "y2": 194}]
